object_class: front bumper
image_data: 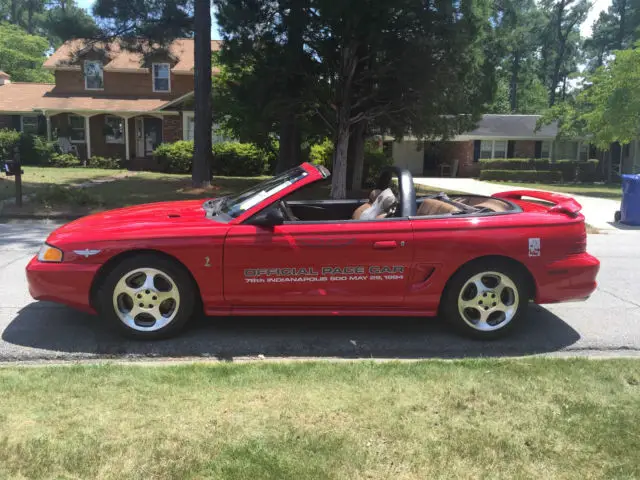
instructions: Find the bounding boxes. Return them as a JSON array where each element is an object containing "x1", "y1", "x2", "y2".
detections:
[
  {"x1": 26, "y1": 256, "x2": 100, "y2": 314},
  {"x1": 535, "y1": 253, "x2": 600, "y2": 304}
]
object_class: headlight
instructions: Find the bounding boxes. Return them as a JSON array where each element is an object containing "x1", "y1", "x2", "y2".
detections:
[{"x1": 38, "y1": 244, "x2": 63, "y2": 262}]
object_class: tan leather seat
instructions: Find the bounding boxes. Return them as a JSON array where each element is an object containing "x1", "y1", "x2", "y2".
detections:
[
  {"x1": 416, "y1": 198, "x2": 461, "y2": 216},
  {"x1": 352, "y1": 189, "x2": 382, "y2": 220},
  {"x1": 452, "y1": 197, "x2": 511, "y2": 212}
]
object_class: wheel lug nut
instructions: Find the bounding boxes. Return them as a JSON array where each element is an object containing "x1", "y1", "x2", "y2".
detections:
[
  {"x1": 152, "y1": 296, "x2": 157, "y2": 300},
  {"x1": 137, "y1": 294, "x2": 142, "y2": 299},
  {"x1": 493, "y1": 303, "x2": 497, "y2": 307},
  {"x1": 145, "y1": 290, "x2": 150, "y2": 294},
  {"x1": 139, "y1": 303, "x2": 144, "y2": 307},
  {"x1": 148, "y1": 304, "x2": 153, "y2": 308}
]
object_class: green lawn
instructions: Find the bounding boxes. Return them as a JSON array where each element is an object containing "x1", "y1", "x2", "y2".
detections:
[
  {"x1": 488, "y1": 181, "x2": 622, "y2": 201},
  {"x1": 0, "y1": 166, "x2": 125, "y2": 201},
  {"x1": 1, "y1": 167, "x2": 466, "y2": 217},
  {"x1": 0, "y1": 359, "x2": 638, "y2": 479}
]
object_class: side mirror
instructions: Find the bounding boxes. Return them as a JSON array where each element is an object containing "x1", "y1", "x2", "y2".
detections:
[{"x1": 248, "y1": 205, "x2": 285, "y2": 228}]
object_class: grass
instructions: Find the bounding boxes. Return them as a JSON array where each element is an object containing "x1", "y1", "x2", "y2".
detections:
[
  {"x1": 0, "y1": 359, "x2": 639, "y2": 479},
  {"x1": 0, "y1": 166, "x2": 125, "y2": 202},
  {"x1": 1, "y1": 167, "x2": 467, "y2": 217},
  {"x1": 488, "y1": 181, "x2": 622, "y2": 201}
]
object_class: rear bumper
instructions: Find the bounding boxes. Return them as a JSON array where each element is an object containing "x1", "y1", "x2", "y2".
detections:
[
  {"x1": 26, "y1": 256, "x2": 99, "y2": 314},
  {"x1": 534, "y1": 253, "x2": 600, "y2": 304}
]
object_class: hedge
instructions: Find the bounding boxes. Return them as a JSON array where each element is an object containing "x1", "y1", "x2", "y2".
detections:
[
  {"x1": 212, "y1": 142, "x2": 269, "y2": 176},
  {"x1": 153, "y1": 141, "x2": 273, "y2": 176},
  {"x1": 153, "y1": 140, "x2": 194, "y2": 174},
  {"x1": 0, "y1": 129, "x2": 20, "y2": 161},
  {"x1": 479, "y1": 169, "x2": 562, "y2": 183},
  {"x1": 479, "y1": 158, "x2": 550, "y2": 171},
  {"x1": 0, "y1": 130, "x2": 57, "y2": 165}
]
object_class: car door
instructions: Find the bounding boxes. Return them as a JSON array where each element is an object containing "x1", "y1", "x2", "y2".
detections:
[{"x1": 223, "y1": 219, "x2": 414, "y2": 307}]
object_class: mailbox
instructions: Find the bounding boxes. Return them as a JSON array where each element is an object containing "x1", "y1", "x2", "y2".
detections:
[{"x1": 3, "y1": 160, "x2": 22, "y2": 176}]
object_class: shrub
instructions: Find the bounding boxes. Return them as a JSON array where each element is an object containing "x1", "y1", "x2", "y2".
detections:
[
  {"x1": 49, "y1": 153, "x2": 82, "y2": 168},
  {"x1": 479, "y1": 169, "x2": 562, "y2": 183},
  {"x1": 88, "y1": 156, "x2": 124, "y2": 170},
  {"x1": 19, "y1": 134, "x2": 56, "y2": 165},
  {"x1": 480, "y1": 158, "x2": 531, "y2": 170},
  {"x1": 153, "y1": 140, "x2": 194, "y2": 174},
  {"x1": 551, "y1": 159, "x2": 578, "y2": 182},
  {"x1": 0, "y1": 129, "x2": 21, "y2": 161},
  {"x1": 577, "y1": 159, "x2": 600, "y2": 183},
  {"x1": 480, "y1": 158, "x2": 551, "y2": 171},
  {"x1": 363, "y1": 143, "x2": 392, "y2": 186},
  {"x1": 212, "y1": 142, "x2": 268, "y2": 176},
  {"x1": 310, "y1": 138, "x2": 334, "y2": 168}
]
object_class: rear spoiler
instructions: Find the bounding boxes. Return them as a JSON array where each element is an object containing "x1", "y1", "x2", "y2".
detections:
[{"x1": 493, "y1": 190, "x2": 582, "y2": 217}]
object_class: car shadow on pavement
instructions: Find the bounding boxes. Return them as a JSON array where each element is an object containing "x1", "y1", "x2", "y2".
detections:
[{"x1": 2, "y1": 303, "x2": 580, "y2": 360}]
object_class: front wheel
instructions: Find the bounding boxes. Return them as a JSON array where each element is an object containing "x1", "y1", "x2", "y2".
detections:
[
  {"x1": 98, "y1": 254, "x2": 196, "y2": 339},
  {"x1": 441, "y1": 261, "x2": 529, "y2": 339}
]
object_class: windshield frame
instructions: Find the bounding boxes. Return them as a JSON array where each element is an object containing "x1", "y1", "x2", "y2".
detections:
[{"x1": 208, "y1": 164, "x2": 318, "y2": 223}]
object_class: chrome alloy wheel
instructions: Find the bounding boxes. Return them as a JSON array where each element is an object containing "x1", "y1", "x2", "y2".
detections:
[
  {"x1": 457, "y1": 271, "x2": 519, "y2": 332},
  {"x1": 112, "y1": 268, "x2": 181, "y2": 332}
]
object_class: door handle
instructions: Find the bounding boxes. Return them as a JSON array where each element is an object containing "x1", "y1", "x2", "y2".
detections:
[{"x1": 373, "y1": 240, "x2": 397, "y2": 249}]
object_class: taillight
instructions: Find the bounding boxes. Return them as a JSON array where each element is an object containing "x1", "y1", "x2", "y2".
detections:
[{"x1": 568, "y1": 228, "x2": 587, "y2": 255}]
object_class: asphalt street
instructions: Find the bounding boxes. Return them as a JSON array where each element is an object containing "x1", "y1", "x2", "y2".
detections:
[{"x1": 1, "y1": 219, "x2": 639, "y2": 362}]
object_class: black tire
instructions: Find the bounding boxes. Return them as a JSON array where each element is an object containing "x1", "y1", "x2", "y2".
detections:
[
  {"x1": 97, "y1": 253, "x2": 197, "y2": 340},
  {"x1": 440, "y1": 259, "x2": 530, "y2": 340}
]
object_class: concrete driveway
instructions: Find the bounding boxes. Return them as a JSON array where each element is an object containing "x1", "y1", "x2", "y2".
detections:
[
  {"x1": 1, "y1": 220, "x2": 639, "y2": 362},
  {"x1": 414, "y1": 177, "x2": 621, "y2": 231}
]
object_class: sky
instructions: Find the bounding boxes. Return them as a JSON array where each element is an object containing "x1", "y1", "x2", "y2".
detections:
[{"x1": 76, "y1": 0, "x2": 609, "y2": 40}]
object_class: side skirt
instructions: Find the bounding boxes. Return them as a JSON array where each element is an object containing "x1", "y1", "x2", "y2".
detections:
[{"x1": 205, "y1": 306, "x2": 437, "y2": 317}]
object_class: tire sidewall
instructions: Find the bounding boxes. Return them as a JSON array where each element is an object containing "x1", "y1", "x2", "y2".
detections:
[
  {"x1": 98, "y1": 254, "x2": 196, "y2": 339},
  {"x1": 442, "y1": 260, "x2": 529, "y2": 340}
]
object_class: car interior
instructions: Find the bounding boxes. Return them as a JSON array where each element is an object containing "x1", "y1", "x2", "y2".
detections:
[{"x1": 280, "y1": 183, "x2": 517, "y2": 223}]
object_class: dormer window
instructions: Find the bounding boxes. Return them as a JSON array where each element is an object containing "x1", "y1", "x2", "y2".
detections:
[
  {"x1": 153, "y1": 63, "x2": 170, "y2": 92},
  {"x1": 84, "y1": 60, "x2": 104, "y2": 90}
]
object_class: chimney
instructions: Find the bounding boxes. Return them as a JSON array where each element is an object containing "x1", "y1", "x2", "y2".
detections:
[{"x1": 0, "y1": 71, "x2": 10, "y2": 86}]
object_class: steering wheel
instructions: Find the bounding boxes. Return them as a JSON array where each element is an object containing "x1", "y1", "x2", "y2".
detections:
[{"x1": 375, "y1": 167, "x2": 417, "y2": 217}]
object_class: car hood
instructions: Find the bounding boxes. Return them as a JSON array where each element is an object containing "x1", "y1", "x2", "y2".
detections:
[{"x1": 48, "y1": 199, "x2": 227, "y2": 244}]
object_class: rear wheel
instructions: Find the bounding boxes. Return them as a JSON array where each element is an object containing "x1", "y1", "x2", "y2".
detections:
[
  {"x1": 441, "y1": 260, "x2": 529, "y2": 339},
  {"x1": 98, "y1": 254, "x2": 196, "y2": 339}
]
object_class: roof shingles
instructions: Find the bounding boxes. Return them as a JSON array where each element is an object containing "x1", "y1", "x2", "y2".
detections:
[
  {"x1": 43, "y1": 38, "x2": 221, "y2": 73},
  {"x1": 0, "y1": 82, "x2": 170, "y2": 113}
]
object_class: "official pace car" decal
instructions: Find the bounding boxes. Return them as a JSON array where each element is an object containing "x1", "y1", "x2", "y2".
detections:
[{"x1": 243, "y1": 265, "x2": 405, "y2": 284}]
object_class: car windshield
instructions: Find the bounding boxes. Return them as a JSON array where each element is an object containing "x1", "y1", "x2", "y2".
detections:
[{"x1": 218, "y1": 166, "x2": 309, "y2": 218}]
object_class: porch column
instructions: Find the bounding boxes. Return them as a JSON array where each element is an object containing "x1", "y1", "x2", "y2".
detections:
[
  {"x1": 84, "y1": 115, "x2": 91, "y2": 159},
  {"x1": 45, "y1": 114, "x2": 52, "y2": 141},
  {"x1": 123, "y1": 116, "x2": 130, "y2": 161}
]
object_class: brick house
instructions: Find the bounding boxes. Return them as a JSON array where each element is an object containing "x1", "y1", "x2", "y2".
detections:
[
  {"x1": 388, "y1": 115, "x2": 560, "y2": 177},
  {"x1": 0, "y1": 38, "x2": 219, "y2": 165}
]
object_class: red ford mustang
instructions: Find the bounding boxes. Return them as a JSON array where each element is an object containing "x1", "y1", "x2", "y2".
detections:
[{"x1": 26, "y1": 162, "x2": 599, "y2": 340}]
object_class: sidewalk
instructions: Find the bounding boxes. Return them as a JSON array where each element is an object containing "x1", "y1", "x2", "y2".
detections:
[{"x1": 413, "y1": 177, "x2": 621, "y2": 231}]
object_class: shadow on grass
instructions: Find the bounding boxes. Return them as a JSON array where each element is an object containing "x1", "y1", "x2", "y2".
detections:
[
  {"x1": 82, "y1": 175, "x2": 267, "y2": 208},
  {"x1": 2, "y1": 303, "x2": 579, "y2": 360}
]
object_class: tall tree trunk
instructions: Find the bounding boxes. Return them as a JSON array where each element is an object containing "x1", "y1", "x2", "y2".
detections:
[
  {"x1": 275, "y1": 0, "x2": 304, "y2": 173},
  {"x1": 509, "y1": 51, "x2": 520, "y2": 113},
  {"x1": 276, "y1": 115, "x2": 299, "y2": 173},
  {"x1": 10, "y1": 0, "x2": 18, "y2": 23},
  {"x1": 618, "y1": 0, "x2": 627, "y2": 49},
  {"x1": 350, "y1": 120, "x2": 366, "y2": 192},
  {"x1": 192, "y1": 0, "x2": 212, "y2": 186},
  {"x1": 331, "y1": 113, "x2": 350, "y2": 199},
  {"x1": 331, "y1": 43, "x2": 357, "y2": 199}
]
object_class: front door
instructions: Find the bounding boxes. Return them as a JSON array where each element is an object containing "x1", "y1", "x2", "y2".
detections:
[
  {"x1": 143, "y1": 118, "x2": 162, "y2": 156},
  {"x1": 135, "y1": 118, "x2": 145, "y2": 157},
  {"x1": 223, "y1": 221, "x2": 414, "y2": 307}
]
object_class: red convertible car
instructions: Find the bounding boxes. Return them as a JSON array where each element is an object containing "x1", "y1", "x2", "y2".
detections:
[{"x1": 26, "y1": 162, "x2": 599, "y2": 340}]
